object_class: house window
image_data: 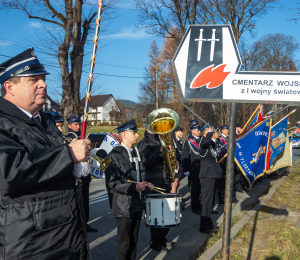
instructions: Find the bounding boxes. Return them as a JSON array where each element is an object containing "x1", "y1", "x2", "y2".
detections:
[{"x1": 92, "y1": 114, "x2": 97, "y2": 119}]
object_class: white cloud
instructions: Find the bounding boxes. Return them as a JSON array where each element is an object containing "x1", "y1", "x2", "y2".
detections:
[
  {"x1": 29, "y1": 21, "x2": 43, "y2": 28},
  {"x1": 0, "y1": 40, "x2": 12, "y2": 46},
  {"x1": 105, "y1": 27, "x2": 151, "y2": 40}
]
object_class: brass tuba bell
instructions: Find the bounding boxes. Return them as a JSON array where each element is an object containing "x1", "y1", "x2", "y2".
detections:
[{"x1": 145, "y1": 108, "x2": 180, "y2": 183}]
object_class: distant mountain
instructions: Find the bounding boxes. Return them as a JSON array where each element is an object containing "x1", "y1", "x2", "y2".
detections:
[{"x1": 117, "y1": 99, "x2": 137, "y2": 107}]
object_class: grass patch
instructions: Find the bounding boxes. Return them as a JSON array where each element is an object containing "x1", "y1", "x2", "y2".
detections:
[{"x1": 214, "y1": 162, "x2": 300, "y2": 259}]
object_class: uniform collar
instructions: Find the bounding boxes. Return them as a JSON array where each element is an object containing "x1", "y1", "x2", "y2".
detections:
[{"x1": 17, "y1": 106, "x2": 40, "y2": 121}]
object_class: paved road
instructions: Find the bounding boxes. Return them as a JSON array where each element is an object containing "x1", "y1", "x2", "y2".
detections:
[{"x1": 87, "y1": 148, "x2": 300, "y2": 260}]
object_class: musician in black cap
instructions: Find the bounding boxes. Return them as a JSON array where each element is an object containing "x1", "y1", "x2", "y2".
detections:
[
  {"x1": 66, "y1": 115, "x2": 97, "y2": 232},
  {"x1": 181, "y1": 119, "x2": 202, "y2": 215},
  {"x1": 51, "y1": 111, "x2": 64, "y2": 132},
  {"x1": 199, "y1": 126, "x2": 222, "y2": 234},
  {"x1": 67, "y1": 115, "x2": 82, "y2": 136},
  {"x1": 0, "y1": 48, "x2": 91, "y2": 259},
  {"x1": 106, "y1": 120, "x2": 150, "y2": 260},
  {"x1": 236, "y1": 123, "x2": 242, "y2": 135},
  {"x1": 171, "y1": 125, "x2": 185, "y2": 210},
  {"x1": 138, "y1": 126, "x2": 172, "y2": 253}
]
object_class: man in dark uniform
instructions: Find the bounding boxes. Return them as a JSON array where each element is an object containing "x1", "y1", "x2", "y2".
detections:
[
  {"x1": 199, "y1": 127, "x2": 222, "y2": 234},
  {"x1": 171, "y1": 125, "x2": 184, "y2": 194},
  {"x1": 218, "y1": 125, "x2": 229, "y2": 203},
  {"x1": 138, "y1": 128, "x2": 172, "y2": 253},
  {"x1": 51, "y1": 111, "x2": 64, "y2": 132},
  {"x1": 66, "y1": 115, "x2": 97, "y2": 232},
  {"x1": 0, "y1": 48, "x2": 91, "y2": 259},
  {"x1": 181, "y1": 119, "x2": 202, "y2": 215},
  {"x1": 106, "y1": 120, "x2": 149, "y2": 260}
]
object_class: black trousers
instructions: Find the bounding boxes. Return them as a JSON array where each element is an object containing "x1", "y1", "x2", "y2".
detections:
[
  {"x1": 190, "y1": 168, "x2": 201, "y2": 211},
  {"x1": 217, "y1": 178, "x2": 225, "y2": 200},
  {"x1": 200, "y1": 178, "x2": 216, "y2": 231},
  {"x1": 116, "y1": 216, "x2": 142, "y2": 260},
  {"x1": 235, "y1": 171, "x2": 246, "y2": 191},
  {"x1": 150, "y1": 227, "x2": 170, "y2": 248},
  {"x1": 82, "y1": 182, "x2": 90, "y2": 223}
]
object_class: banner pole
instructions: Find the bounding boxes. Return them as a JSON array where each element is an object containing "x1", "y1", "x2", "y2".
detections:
[
  {"x1": 222, "y1": 101, "x2": 237, "y2": 259},
  {"x1": 81, "y1": 0, "x2": 103, "y2": 139},
  {"x1": 242, "y1": 104, "x2": 261, "y2": 131}
]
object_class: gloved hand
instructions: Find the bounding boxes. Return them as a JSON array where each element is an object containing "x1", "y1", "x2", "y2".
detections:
[
  {"x1": 184, "y1": 171, "x2": 190, "y2": 177},
  {"x1": 216, "y1": 148, "x2": 221, "y2": 154}
]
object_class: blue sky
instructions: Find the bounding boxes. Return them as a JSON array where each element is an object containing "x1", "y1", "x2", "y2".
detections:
[{"x1": 0, "y1": 0, "x2": 299, "y2": 103}]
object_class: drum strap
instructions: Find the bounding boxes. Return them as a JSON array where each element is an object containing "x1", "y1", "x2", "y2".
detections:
[{"x1": 121, "y1": 144, "x2": 142, "y2": 199}]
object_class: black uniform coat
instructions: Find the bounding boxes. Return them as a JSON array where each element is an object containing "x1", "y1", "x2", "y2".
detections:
[
  {"x1": 137, "y1": 131, "x2": 170, "y2": 191},
  {"x1": 106, "y1": 145, "x2": 147, "y2": 218},
  {"x1": 0, "y1": 98, "x2": 89, "y2": 260},
  {"x1": 199, "y1": 132, "x2": 222, "y2": 179},
  {"x1": 181, "y1": 133, "x2": 201, "y2": 172},
  {"x1": 173, "y1": 137, "x2": 184, "y2": 178}
]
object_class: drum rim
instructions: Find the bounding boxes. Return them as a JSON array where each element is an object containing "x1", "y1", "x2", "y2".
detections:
[{"x1": 146, "y1": 193, "x2": 180, "y2": 198}]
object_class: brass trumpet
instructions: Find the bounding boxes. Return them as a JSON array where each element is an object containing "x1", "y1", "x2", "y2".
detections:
[
  {"x1": 63, "y1": 133, "x2": 110, "y2": 171},
  {"x1": 145, "y1": 108, "x2": 180, "y2": 183}
]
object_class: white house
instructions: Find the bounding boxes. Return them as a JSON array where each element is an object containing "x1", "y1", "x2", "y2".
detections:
[
  {"x1": 85, "y1": 94, "x2": 121, "y2": 125},
  {"x1": 42, "y1": 95, "x2": 61, "y2": 113}
]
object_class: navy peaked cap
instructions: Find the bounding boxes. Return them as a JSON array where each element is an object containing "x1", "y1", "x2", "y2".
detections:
[
  {"x1": 173, "y1": 125, "x2": 183, "y2": 132},
  {"x1": 51, "y1": 112, "x2": 64, "y2": 123},
  {"x1": 67, "y1": 116, "x2": 81, "y2": 124},
  {"x1": 200, "y1": 124, "x2": 209, "y2": 132},
  {"x1": 0, "y1": 48, "x2": 49, "y2": 84},
  {"x1": 236, "y1": 123, "x2": 242, "y2": 128},
  {"x1": 115, "y1": 120, "x2": 138, "y2": 133},
  {"x1": 221, "y1": 125, "x2": 229, "y2": 130},
  {"x1": 189, "y1": 119, "x2": 200, "y2": 130}
]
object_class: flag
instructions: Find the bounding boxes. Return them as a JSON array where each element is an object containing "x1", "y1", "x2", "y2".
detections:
[
  {"x1": 266, "y1": 117, "x2": 291, "y2": 173},
  {"x1": 248, "y1": 105, "x2": 263, "y2": 127},
  {"x1": 235, "y1": 120, "x2": 270, "y2": 188}
]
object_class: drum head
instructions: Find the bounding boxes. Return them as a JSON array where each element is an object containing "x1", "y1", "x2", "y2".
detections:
[{"x1": 87, "y1": 133, "x2": 120, "y2": 178}]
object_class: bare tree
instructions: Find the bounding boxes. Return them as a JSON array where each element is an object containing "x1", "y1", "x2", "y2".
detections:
[
  {"x1": 241, "y1": 33, "x2": 299, "y2": 71},
  {"x1": 0, "y1": 0, "x2": 115, "y2": 124},
  {"x1": 134, "y1": 0, "x2": 278, "y2": 44}
]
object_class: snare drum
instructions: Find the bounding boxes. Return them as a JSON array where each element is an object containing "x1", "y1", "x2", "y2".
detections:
[
  {"x1": 145, "y1": 193, "x2": 182, "y2": 227},
  {"x1": 87, "y1": 133, "x2": 120, "y2": 178}
]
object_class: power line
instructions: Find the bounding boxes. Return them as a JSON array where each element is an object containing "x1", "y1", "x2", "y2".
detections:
[{"x1": 0, "y1": 53, "x2": 147, "y2": 79}]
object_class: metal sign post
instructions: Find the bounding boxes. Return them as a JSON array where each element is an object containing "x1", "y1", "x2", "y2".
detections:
[
  {"x1": 222, "y1": 102, "x2": 237, "y2": 259},
  {"x1": 172, "y1": 24, "x2": 300, "y2": 259}
]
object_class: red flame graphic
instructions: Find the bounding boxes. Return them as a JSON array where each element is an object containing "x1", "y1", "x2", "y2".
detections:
[{"x1": 191, "y1": 64, "x2": 230, "y2": 89}]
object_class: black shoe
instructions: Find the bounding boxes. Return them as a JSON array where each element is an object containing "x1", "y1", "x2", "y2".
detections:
[
  {"x1": 211, "y1": 210, "x2": 218, "y2": 214},
  {"x1": 86, "y1": 224, "x2": 98, "y2": 232},
  {"x1": 211, "y1": 225, "x2": 220, "y2": 230},
  {"x1": 193, "y1": 209, "x2": 201, "y2": 215},
  {"x1": 150, "y1": 245, "x2": 169, "y2": 253},
  {"x1": 236, "y1": 189, "x2": 244, "y2": 193},
  {"x1": 199, "y1": 229, "x2": 218, "y2": 234},
  {"x1": 164, "y1": 241, "x2": 176, "y2": 247}
]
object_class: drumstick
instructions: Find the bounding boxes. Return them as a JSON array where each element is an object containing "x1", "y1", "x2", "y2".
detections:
[{"x1": 127, "y1": 180, "x2": 166, "y2": 191}]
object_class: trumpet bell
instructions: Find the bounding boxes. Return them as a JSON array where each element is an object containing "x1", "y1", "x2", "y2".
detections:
[
  {"x1": 99, "y1": 158, "x2": 111, "y2": 171},
  {"x1": 145, "y1": 108, "x2": 179, "y2": 135}
]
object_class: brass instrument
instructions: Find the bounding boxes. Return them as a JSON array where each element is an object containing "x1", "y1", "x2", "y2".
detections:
[
  {"x1": 145, "y1": 108, "x2": 180, "y2": 183},
  {"x1": 63, "y1": 133, "x2": 110, "y2": 171}
]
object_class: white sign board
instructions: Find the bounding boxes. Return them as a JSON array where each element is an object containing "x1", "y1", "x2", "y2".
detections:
[{"x1": 172, "y1": 25, "x2": 300, "y2": 104}]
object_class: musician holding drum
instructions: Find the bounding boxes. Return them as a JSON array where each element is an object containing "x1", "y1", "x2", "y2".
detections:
[
  {"x1": 105, "y1": 120, "x2": 151, "y2": 260},
  {"x1": 0, "y1": 48, "x2": 92, "y2": 259},
  {"x1": 138, "y1": 128, "x2": 173, "y2": 253}
]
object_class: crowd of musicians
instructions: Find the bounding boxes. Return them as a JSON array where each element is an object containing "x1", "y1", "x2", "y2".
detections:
[{"x1": 0, "y1": 49, "x2": 261, "y2": 260}]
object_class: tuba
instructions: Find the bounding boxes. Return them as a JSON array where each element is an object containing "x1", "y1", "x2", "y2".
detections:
[{"x1": 145, "y1": 108, "x2": 179, "y2": 183}]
